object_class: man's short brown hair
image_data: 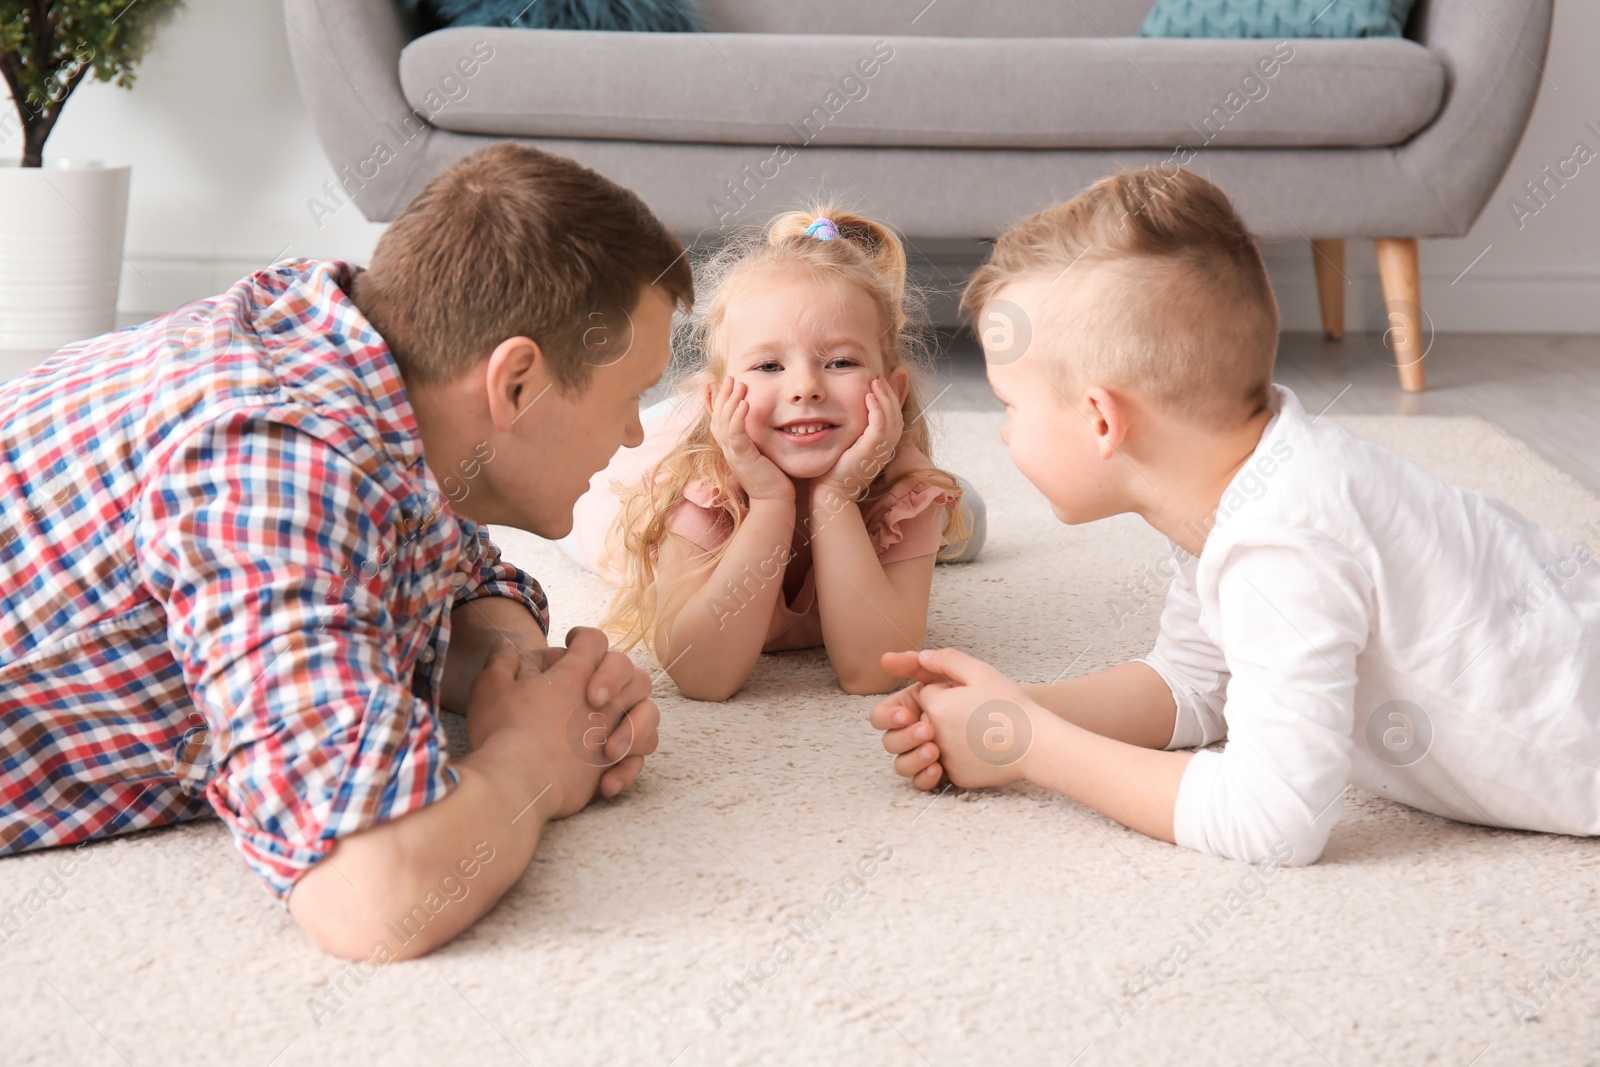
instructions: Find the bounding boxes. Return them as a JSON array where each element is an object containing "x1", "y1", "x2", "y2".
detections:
[
  {"x1": 963, "y1": 166, "x2": 1280, "y2": 428},
  {"x1": 352, "y1": 142, "x2": 694, "y2": 392}
]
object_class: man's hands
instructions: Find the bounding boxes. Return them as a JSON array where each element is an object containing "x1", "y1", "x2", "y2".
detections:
[
  {"x1": 465, "y1": 626, "x2": 660, "y2": 819},
  {"x1": 870, "y1": 647, "x2": 1049, "y2": 791}
]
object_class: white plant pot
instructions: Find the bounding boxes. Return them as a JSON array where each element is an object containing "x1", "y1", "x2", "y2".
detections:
[{"x1": 0, "y1": 160, "x2": 131, "y2": 364}]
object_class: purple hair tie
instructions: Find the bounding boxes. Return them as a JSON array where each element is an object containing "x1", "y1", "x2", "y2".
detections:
[{"x1": 805, "y1": 217, "x2": 840, "y2": 241}]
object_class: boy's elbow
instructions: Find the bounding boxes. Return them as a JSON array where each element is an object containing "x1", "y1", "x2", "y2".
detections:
[
  {"x1": 1235, "y1": 821, "x2": 1327, "y2": 868},
  {"x1": 1273, "y1": 829, "x2": 1326, "y2": 867},
  {"x1": 1192, "y1": 804, "x2": 1331, "y2": 868}
]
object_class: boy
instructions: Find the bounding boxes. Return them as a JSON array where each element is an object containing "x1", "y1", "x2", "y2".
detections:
[
  {"x1": 0, "y1": 142, "x2": 693, "y2": 958},
  {"x1": 871, "y1": 167, "x2": 1600, "y2": 865}
]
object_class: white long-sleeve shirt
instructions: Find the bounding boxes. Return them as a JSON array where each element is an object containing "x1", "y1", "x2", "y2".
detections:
[{"x1": 1138, "y1": 384, "x2": 1600, "y2": 866}]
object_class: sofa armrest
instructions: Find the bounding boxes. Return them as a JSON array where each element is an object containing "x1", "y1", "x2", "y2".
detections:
[
  {"x1": 284, "y1": 0, "x2": 436, "y2": 222},
  {"x1": 1397, "y1": 0, "x2": 1555, "y2": 234}
]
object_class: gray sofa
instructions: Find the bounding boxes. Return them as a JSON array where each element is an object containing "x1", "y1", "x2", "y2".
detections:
[{"x1": 285, "y1": 0, "x2": 1554, "y2": 392}]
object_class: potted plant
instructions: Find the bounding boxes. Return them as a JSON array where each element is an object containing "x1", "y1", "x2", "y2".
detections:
[{"x1": 0, "y1": 0, "x2": 182, "y2": 363}]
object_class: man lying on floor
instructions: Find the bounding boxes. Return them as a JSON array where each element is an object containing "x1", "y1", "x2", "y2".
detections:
[{"x1": 0, "y1": 143, "x2": 689, "y2": 959}]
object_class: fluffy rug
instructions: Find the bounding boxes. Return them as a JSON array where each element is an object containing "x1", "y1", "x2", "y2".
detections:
[{"x1": 5, "y1": 410, "x2": 1600, "y2": 1066}]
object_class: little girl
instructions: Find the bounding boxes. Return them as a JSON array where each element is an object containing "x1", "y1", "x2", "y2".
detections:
[{"x1": 558, "y1": 207, "x2": 980, "y2": 701}]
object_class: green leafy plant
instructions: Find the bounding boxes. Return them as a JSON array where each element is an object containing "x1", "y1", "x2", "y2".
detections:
[{"x1": 0, "y1": 1, "x2": 183, "y2": 167}]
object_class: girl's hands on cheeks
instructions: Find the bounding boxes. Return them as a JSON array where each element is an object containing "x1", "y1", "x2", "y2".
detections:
[
  {"x1": 708, "y1": 376, "x2": 794, "y2": 503},
  {"x1": 817, "y1": 377, "x2": 904, "y2": 501}
]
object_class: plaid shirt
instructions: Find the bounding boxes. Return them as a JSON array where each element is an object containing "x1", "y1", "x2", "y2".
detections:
[{"x1": 0, "y1": 259, "x2": 549, "y2": 904}]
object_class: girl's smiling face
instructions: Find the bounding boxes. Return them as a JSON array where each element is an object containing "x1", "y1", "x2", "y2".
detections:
[{"x1": 718, "y1": 266, "x2": 905, "y2": 482}]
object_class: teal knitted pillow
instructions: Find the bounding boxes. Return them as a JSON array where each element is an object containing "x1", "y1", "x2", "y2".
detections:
[
  {"x1": 399, "y1": 0, "x2": 702, "y2": 32},
  {"x1": 1138, "y1": 0, "x2": 1417, "y2": 37}
]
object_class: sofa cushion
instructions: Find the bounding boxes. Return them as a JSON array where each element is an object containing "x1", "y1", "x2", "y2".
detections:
[
  {"x1": 693, "y1": 0, "x2": 1150, "y2": 37},
  {"x1": 413, "y1": 0, "x2": 703, "y2": 32},
  {"x1": 1139, "y1": 0, "x2": 1416, "y2": 38},
  {"x1": 401, "y1": 30, "x2": 1445, "y2": 150}
]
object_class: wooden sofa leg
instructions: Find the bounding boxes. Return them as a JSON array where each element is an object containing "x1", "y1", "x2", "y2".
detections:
[
  {"x1": 1311, "y1": 239, "x2": 1345, "y2": 340},
  {"x1": 1375, "y1": 237, "x2": 1426, "y2": 392}
]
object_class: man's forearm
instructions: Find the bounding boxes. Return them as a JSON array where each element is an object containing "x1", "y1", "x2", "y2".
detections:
[
  {"x1": 441, "y1": 596, "x2": 550, "y2": 714},
  {"x1": 286, "y1": 730, "x2": 563, "y2": 961}
]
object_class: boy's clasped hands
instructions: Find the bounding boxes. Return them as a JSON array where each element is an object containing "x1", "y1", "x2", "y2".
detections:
[{"x1": 871, "y1": 647, "x2": 1058, "y2": 791}]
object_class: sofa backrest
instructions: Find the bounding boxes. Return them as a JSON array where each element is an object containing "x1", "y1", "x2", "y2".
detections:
[{"x1": 695, "y1": 0, "x2": 1148, "y2": 37}]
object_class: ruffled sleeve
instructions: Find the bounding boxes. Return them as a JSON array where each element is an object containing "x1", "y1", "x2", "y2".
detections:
[
  {"x1": 662, "y1": 476, "x2": 736, "y2": 552},
  {"x1": 865, "y1": 478, "x2": 959, "y2": 565}
]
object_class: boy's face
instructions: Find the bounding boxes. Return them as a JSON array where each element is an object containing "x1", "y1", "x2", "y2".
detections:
[
  {"x1": 718, "y1": 266, "x2": 905, "y2": 483},
  {"x1": 503, "y1": 284, "x2": 676, "y2": 538},
  {"x1": 981, "y1": 274, "x2": 1124, "y2": 525}
]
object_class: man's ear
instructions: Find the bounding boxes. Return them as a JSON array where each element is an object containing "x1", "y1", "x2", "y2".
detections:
[
  {"x1": 485, "y1": 336, "x2": 552, "y2": 431},
  {"x1": 1080, "y1": 385, "x2": 1129, "y2": 461}
]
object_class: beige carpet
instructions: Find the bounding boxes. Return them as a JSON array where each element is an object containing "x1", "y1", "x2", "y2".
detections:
[{"x1": 5, "y1": 410, "x2": 1600, "y2": 1067}]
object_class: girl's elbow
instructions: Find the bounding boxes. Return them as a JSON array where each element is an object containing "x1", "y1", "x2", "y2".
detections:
[
  {"x1": 838, "y1": 667, "x2": 898, "y2": 696},
  {"x1": 667, "y1": 662, "x2": 744, "y2": 703},
  {"x1": 657, "y1": 639, "x2": 742, "y2": 703},
  {"x1": 677, "y1": 680, "x2": 741, "y2": 703}
]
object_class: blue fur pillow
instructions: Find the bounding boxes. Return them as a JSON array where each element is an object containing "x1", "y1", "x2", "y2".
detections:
[
  {"x1": 1139, "y1": 0, "x2": 1417, "y2": 37},
  {"x1": 400, "y1": 0, "x2": 702, "y2": 31}
]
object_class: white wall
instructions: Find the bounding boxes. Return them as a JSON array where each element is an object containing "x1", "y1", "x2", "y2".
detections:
[
  {"x1": 4, "y1": 0, "x2": 1597, "y2": 332},
  {"x1": 1, "y1": 0, "x2": 389, "y2": 316},
  {"x1": 1262, "y1": 0, "x2": 1600, "y2": 336}
]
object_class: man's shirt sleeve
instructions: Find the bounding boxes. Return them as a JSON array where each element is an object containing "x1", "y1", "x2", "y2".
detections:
[
  {"x1": 136, "y1": 415, "x2": 458, "y2": 903},
  {"x1": 451, "y1": 520, "x2": 550, "y2": 638}
]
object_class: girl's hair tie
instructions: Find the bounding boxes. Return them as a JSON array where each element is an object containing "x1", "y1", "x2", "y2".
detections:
[{"x1": 804, "y1": 217, "x2": 840, "y2": 241}]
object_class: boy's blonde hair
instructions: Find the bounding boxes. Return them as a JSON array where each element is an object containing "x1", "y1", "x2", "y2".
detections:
[
  {"x1": 962, "y1": 166, "x2": 1280, "y2": 428},
  {"x1": 600, "y1": 205, "x2": 970, "y2": 657}
]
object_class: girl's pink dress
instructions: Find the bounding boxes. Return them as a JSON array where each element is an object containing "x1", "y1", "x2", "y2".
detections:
[{"x1": 566, "y1": 398, "x2": 956, "y2": 645}]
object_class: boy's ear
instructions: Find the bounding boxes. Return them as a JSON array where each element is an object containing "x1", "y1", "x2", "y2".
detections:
[
  {"x1": 1081, "y1": 385, "x2": 1128, "y2": 460},
  {"x1": 485, "y1": 336, "x2": 554, "y2": 430}
]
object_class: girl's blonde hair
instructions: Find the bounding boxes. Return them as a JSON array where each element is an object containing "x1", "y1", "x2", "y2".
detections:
[{"x1": 599, "y1": 204, "x2": 971, "y2": 657}]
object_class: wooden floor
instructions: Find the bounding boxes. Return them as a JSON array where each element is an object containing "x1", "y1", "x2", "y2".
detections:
[{"x1": 926, "y1": 330, "x2": 1600, "y2": 493}]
